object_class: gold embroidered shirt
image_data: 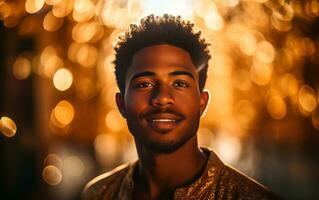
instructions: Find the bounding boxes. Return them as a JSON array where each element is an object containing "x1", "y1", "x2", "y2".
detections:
[{"x1": 82, "y1": 149, "x2": 281, "y2": 200}]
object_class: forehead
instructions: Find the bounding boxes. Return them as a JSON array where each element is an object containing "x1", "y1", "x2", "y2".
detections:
[{"x1": 127, "y1": 44, "x2": 197, "y2": 78}]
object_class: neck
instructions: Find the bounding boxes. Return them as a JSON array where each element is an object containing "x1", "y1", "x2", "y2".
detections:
[{"x1": 133, "y1": 135, "x2": 208, "y2": 200}]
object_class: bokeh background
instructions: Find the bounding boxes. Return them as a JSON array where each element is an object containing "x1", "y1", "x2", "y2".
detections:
[{"x1": 1, "y1": 0, "x2": 319, "y2": 199}]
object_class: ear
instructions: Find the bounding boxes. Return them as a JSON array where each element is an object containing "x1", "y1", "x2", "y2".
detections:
[
  {"x1": 115, "y1": 92, "x2": 127, "y2": 118},
  {"x1": 199, "y1": 90, "x2": 210, "y2": 117}
]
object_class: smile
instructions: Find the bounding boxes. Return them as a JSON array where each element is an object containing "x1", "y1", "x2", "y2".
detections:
[
  {"x1": 145, "y1": 113, "x2": 184, "y2": 133},
  {"x1": 151, "y1": 119, "x2": 176, "y2": 122}
]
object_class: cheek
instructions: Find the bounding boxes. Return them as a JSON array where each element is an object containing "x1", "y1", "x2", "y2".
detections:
[{"x1": 125, "y1": 92, "x2": 149, "y2": 115}]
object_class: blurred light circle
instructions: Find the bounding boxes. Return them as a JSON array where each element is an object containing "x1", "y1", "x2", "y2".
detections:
[
  {"x1": 255, "y1": 40, "x2": 275, "y2": 63},
  {"x1": 42, "y1": 165, "x2": 62, "y2": 186},
  {"x1": 64, "y1": 156, "x2": 85, "y2": 177},
  {"x1": 298, "y1": 85, "x2": 317, "y2": 112},
  {"x1": 25, "y1": 0, "x2": 45, "y2": 14},
  {"x1": 250, "y1": 61, "x2": 272, "y2": 86},
  {"x1": 0, "y1": 116, "x2": 17, "y2": 137},
  {"x1": 76, "y1": 44, "x2": 98, "y2": 67},
  {"x1": 267, "y1": 96, "x2": 287, "y2": 120},
  {"x1": 45, "y1": 0, "x2": 61, "y2": 5},
  {"x1": 105, "y1": 109, "x2": 125, "y2": 132},
  {"x1": 53, "y1": 100, "x2": 75, "y2": 126},
  {"x1": 43, "y1": 153, "x2": 63, "y2": 169},
  {"x1": 43, "y1": 11, "x2": 64, "y2": 32},
  {"x1": 53, "y1": 68, "x2": 73, "y2": 91},
  {"x1": 52, "y1": 0, "x2": 73, "y2": 18},
  {"x1": 13, "y1": 56, "x2": 31, "y2": 80}
]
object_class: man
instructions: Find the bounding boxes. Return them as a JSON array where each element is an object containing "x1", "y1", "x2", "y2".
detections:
[{"x1": 83, "y1": 14, "x2": 280, "y2": 200}]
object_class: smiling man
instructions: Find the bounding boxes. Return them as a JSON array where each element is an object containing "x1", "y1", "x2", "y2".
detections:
[{"x1": 83, "y1": 15, "x2": 280, "y2": 200}]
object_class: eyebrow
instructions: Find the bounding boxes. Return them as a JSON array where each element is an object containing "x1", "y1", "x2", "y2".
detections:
[{"x1": 130, "y1": 70, "x2": 195, "y2": 82}]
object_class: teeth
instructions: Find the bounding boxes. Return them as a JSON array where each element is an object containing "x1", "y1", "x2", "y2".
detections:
[{"x1": 152, "y1": 119, "x2": 176, "y2": 122}]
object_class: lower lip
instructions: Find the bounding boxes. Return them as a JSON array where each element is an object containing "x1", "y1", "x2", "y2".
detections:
[{"x1": 147, "y1": 120, "x2": 180, "y2": 133}]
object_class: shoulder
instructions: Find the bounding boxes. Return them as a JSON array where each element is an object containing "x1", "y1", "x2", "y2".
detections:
[
  {"x1": 218, "y1": 164, "x2": 281, "y2": 200},
  {"x1": 81, "y1": 163, "x2": 131, "y2": 200}
]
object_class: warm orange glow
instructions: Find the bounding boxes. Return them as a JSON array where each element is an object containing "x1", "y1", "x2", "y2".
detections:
[
  {"x1": 73, "y1": 0, "x2": 95, "y2": 22},
  {"x1": 0, "y1": 116, "x2": 17, "y2": 138},
  {"x1": 25, "y1": 0, "x2": 44, "y2": 14},
  {"x1": 53, "y1": 100, "x2": 75, "y2": 127},
  {"x1": 233, "y1": 68, "x2": 252, "y2": 91},
  {"x1": 0, "y1": 2, "x2": 11, "y2": 20},
  {"x1": 255, "y1": 40, "x2": 275, "y2": 64},
  {"x1": 205, "y1": 12, "x2": 224, "y2": 31},
  {"x1": 267, "y1": 96, "x2": 287, "y2": 120},
  {"x1": 250, "y1": 61, "x2": 272, "y2": 86},
  {"x1": 45, "y1": 0, "x2": 62, "y2": 6},
  {"x1": 299, "y1": 85, "x2": 317, "y2": 113},
  {"x1": 39, "y1": 46, "x2": 63, "y2": 78},
  {"x1": 53, "y1": 68, "x2": 73, "y2": 91},
  {"x1": 52, "y1": 0, "x2": 73, "y2": 18},
  {"x1": 238, "y1": 32, "x2": 257, "y2": 56},
  {"x1": 235, "y1": 100, "x2": 256, "y2": 130},
  {"x1": 105, "y1": 109, "x2": 125, "y2": 132},
  {"x1": 44, "y1": 153, "x2": 63, "y2": 169},
  {"x1": 76, "y1": 44, "x2": 98, "y2": 67},
  {"x1": 43, "y1": 11, "x2": 64, "y2": 32},
  {"x1": 13, "y1": 56, "x2": 31, "y2": 80},
  {"x1": 64, "y1": 156, "x2": 85, "y2": 177},
  {"x1": 94, "y1": 133, "x2": 119, "y2": 166},
  {"x1": 42, "y1": 165, "x2": 62, "y2": 186}
]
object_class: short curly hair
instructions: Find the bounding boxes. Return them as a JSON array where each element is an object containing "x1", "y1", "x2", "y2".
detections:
[{"x1": 114, "y1": 14, "x2": 211, "y2": 93}]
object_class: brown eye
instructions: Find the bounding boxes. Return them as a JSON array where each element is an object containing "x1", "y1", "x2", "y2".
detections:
[
  {"x1": 173, "y1": 81, "x2": 189, "y2": 88},
  {"x1": 136, "y1": 82, "x2": 153, "y2": 88}
]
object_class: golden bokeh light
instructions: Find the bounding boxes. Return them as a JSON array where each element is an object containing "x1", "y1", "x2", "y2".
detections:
[
  {"x1": 255, "y1": 40, "x2": 276, "y2": 64},
  {"x1": 43, "y1": 153, "x2": 63, "y2": 169},
  {"x1": 238, "y1": 32, "x2": 257, "y2": 56},
  {"x1": 278, "y1": 73, "x2": 299, "y2": 97},
  {"x1": 298, "y1": 85, "x2": 317, "y2": 113},
  {"x1": 233, "y1": 68, "x2": 252, "y2": 91},
  {"x1": 250, "y1": 61, "x2": 272, "y2": 86},
  {"x1": 235, "y1": 99, "x2": 256, "y2": 130},
  {"x1": 25, "y1": 0, "x2": 45, "y2": 14},
  {"x1": 52, "y1": 0, "x2": 73, "y2": 18},
  {"x1": 45, "y1": 0, "x2": 62, "y2": 6},
  {"x1": 39, "y1": 45, "x2": 63, "y2": 78},
  {"x1": 105, "y1": 109, "x2": 125, "y2": 132},
  {"x1": 267, "y1": 96, "x2": 287, "y2": 120},
  {"x1": 43, "y1": 11, "x2": 64, "y2": 32},
  {"x1": 0, "y1": 116, "x2": 17, "y2": 138},
  {"x1": 52, "y1": 100, "x2": 75, "y2": 128},
  {"x1": 13, "y1": 56, "x2": 31, "y2": 80},
  {"x1": 42, "y1": 165, "x2": 62, "y2": 186},
  {"x1": 73, "y1": 0, "x2": 95, "y2": 23},
  {"x1": 94, "y1": 133, "x2": 119, "y2": 166},
  {"x1": 0, "y1": 2, "x2": 11, "y2": 21},
  {"x1": 67, "y1": 42, "x2": 82, "y2": 63},
  {"x1": 53, "y1": 68, "x2": 73, "y2": 91},
  {"x1": 215, "y1": 133, "x2": 242, "y2": 164},
  {"x1": 63, "y1": 156, "x2": 85, "y2": 177},
  {"x1": 205, "y1": 12, "x2": 224, "y2": 31},
  {"x1": 76, "y1": 44, "x2": 98, "y2": 67}
]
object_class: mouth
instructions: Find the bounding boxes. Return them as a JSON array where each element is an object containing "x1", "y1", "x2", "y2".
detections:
[{"x1": 145, "y1": 113, "x2": 184, "y2": 133}]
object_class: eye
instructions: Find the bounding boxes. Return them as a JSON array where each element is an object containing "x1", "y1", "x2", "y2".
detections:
[
  {"x1": 135, "y1": 82, "x2": 154, "y2": 88},
  {"x1": 173, "y1": 81, "x2": 189, "y2": 88}
]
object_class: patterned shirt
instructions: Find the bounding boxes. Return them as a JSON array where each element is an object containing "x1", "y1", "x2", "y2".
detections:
[{"x1": 82, "y1": 148, "x2": 281, "y2": 200}]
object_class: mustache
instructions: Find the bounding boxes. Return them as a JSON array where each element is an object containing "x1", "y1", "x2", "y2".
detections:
[{"x1": 141, "y1": 107, "x2": 186, "y2": 119}]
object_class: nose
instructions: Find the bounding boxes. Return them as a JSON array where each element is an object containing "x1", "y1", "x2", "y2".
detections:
[{"x1": 151, "y1": 85, "x2": 174, "y2": 107}]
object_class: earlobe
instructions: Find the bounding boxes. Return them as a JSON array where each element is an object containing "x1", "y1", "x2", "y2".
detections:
[
  {"x1": 115, "y1": 92, "x2": 127, "y2": 118},
  {"x1": 200, "y1": 90, "x2": 210, "y2": 117}
]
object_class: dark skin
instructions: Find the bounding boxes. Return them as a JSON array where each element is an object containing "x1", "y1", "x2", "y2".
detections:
[{"x1": 116, "y1": 44, "x2": 210, "y2": 200}]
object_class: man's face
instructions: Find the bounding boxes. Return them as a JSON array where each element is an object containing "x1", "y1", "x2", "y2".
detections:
[{"x1": 116, "y1": 44, "x2": 209, "y2": 153}]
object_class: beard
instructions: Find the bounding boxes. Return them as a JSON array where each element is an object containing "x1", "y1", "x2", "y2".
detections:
[{"x1": 126, "y1": 112, "x2": 201, "y2": 154}]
